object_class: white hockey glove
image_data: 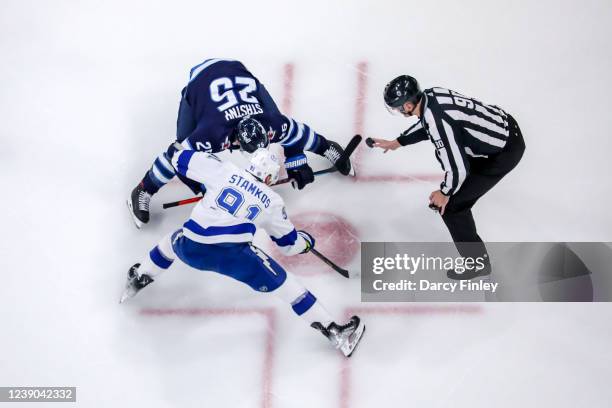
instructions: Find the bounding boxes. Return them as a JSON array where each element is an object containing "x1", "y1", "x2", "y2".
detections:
[{"x1": 297, "y1": 230, "x2": 315, "y2": 253}]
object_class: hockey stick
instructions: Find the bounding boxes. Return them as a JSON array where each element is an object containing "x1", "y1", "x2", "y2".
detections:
[
  {"x1": 162, "y1": 167, "x2": 338, "y2": 209},
  {"x1": 162, "y1": 196, "x2": 203, "y2": 209},
  {"x1": 310, "y1": 248, "x2": 350, "y2": 278},
  {"x1": 265, "y1": 134, "x2": 362, "y2": 186},
  {"x1": 163, "y1": 135, "x2": 363, "y2": 209}
]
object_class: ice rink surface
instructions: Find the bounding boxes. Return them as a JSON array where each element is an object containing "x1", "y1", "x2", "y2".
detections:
[{"x1": 2, "y1": 0, "x2": 612, "y2": 406}]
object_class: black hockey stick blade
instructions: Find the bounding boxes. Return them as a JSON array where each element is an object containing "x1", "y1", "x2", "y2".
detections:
[
  {"x1": 310, "y1": 248, "x2": 350, "y2": 278},
  {"x1": 335, "y1": 135, "x2": 362, "y2": 175}
]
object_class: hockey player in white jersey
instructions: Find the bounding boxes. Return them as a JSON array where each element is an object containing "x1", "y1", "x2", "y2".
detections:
[{"x1": 120, "y1": 148, "x2": 365, "y2": 357}]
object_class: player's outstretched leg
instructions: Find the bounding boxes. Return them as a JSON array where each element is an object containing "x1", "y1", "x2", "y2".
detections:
[
  {"x1": 120, "y1": 231, "x2": 177, "y2": 302},
  {"x1": 273, "y1": 271, "x2": 365, "y2": 357},
  {"x1": 127, "y1": 150, "x2": 176, "y2": 228},
  {"x1": 175, "y1": 239, "x2": 366, "y2": 357}
]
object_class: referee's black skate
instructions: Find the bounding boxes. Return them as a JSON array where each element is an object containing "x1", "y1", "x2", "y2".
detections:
[
  {"x1": 127, "y1": 182, "x2": 151, "y2": 228},
  {"x1": 447, "y1": 262, "x2": 492, "y2": 280},
  {"x1": 323, "y1": 141, "x2": 355, "y2": 177},
  {"x1": 119, "y1": 263, "x2": 154, "y2": 303},
  {"x1": 312, "y1": 315, "x2": 365, "y2": 357}
]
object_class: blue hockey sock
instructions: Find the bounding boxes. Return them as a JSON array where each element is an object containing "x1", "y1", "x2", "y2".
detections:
[
  {"x1": 141, "y1": 152, "x2": 176, "y2": 195},
  {"x1": 291, "y1": 291, "x2": 317, "y2": 315},
  {"x1": 310, "y1": 134, "x2": 330, "y2": 155}
]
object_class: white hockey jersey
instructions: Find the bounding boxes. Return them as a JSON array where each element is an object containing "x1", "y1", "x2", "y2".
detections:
[{"x1": 171, "y1": 150, "x2": 308, "y2": 255}]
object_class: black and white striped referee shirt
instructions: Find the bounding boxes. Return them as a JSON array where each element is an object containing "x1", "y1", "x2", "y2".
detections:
[{"x1": 397, "y1": 87, "x2": 510, "y2": 196}]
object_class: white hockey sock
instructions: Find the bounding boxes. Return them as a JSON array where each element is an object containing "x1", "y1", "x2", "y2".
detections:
[
  {"x1": 298, "y1": 299, "x2": 334, "y2": 328},
  {"x1": 139, "y1": 232, "x2": 176, "y2": 278},
  {"x1": 273, "y1": 272, "x2": 333, "y2": 327}
]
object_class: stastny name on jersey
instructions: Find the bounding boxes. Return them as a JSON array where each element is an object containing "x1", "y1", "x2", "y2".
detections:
[
  {"x1": 229, "y1": 174, "x2": 272, "y2": 208},
  {"x1": 224, "y1": 103, "x2": 264, "y2": 121}
]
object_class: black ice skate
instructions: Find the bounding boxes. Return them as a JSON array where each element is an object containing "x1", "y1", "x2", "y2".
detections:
[
  {"x1": 323, "y1": 141, "x2": 355, "y2": 177},
  {"x1": 127, "y1": 182, "x2": 151, "y2": 228},
  {"x1": 447, "y1": 261, "x2": 492, "y2": 281},
  {"x1": 119, "y1": 263, "x2": 154, "y2": 303},
  {"x1": 312, "y1": 315, "x2": 365, "y2": 357}
]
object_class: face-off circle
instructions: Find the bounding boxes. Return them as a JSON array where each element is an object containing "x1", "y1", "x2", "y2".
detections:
[{"x1": 271, "y1": 211, "x2": 360, "y2": 276}]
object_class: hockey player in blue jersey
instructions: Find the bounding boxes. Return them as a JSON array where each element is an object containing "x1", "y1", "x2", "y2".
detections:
[
  {"x1": 127, "y1": 58, "x2": 354, "y2": 228},
  {"x1": 120, "y1": 148, "x2": 365, "y2": 357}
]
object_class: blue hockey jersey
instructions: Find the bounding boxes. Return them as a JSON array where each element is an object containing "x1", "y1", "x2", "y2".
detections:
[{"x1": 179, "y1": 59, "x2": 322, "y2": 161}]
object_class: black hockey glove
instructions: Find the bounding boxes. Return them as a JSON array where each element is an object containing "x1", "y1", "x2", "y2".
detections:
[
  {"x1": 285, "y1": 155, "x2": 314, "y2": 190},
  {"x1": 297, "y1": 230, "x2": 315, "y2": 253}
]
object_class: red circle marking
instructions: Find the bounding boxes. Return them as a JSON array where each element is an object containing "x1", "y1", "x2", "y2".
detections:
[{"x1": 270, "y1": 211, "x2": 360, "y2": 276}]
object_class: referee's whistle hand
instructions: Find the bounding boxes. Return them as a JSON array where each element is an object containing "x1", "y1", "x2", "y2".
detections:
[{"x1": 371, "y1": 138, "x2": 401, "y2": 153}]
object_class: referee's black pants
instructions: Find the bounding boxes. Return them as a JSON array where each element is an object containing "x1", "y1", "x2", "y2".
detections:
[{"x1": 441, "y1": 115, "x2": 526, "y2": 260}]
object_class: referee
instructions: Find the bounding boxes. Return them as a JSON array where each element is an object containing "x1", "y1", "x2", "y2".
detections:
[{"x1": 372, "y1": 75, "x2": 525, "y2": 280}]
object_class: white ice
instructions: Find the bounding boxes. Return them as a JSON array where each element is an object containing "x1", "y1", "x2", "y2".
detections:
[{"x1": 2, "y1": 0, "x2": 612, "y2": 407}]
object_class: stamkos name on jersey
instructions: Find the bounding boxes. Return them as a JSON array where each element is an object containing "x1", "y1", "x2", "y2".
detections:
[
  {"x1": 224, "y1": 103, "x2": 264, "y2": 121},
  {"x1": 229, "y1": 174, "x2": 272, "y2": 208}
]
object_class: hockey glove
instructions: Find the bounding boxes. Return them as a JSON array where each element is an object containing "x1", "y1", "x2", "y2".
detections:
[
  {"x1": 285, "y1": 155, "x2": 314, "y2": 190},
  {"x1": 297, "y1": 230, "x2": 315, "y2": 253}
]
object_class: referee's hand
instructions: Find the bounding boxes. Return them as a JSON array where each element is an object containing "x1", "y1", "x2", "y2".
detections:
[
  {"x1": 370, "y1": 138, "x2": 401, "y2": 153},
  {"x1": 429, "y1": 190, "x2": 450, "y2": 215}
]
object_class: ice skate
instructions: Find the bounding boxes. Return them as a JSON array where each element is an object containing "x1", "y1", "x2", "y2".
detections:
[
  {"x1": 119, "y1": 263, "x2": 154, "y2": 303},
  {"x1": 127, "y1": 182, "x2": 151, "y2": 228},
  {"x1": 312, "y1": 315, "x2": 365, "y2": 357},
  {"x1": 323, "y1": 140, "x2": 355, "y2": 177},
  {"x1": 447, "y1": 261, "x2": 491, "y2": 280}
]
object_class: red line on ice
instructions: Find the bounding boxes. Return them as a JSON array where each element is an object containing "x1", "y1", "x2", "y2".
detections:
[
  {"x1": 275, "y1": 62, "x2": 295, "y2": 176},
  {"x1": 140, "y1": 307, "x2": 277, "y2": 408},
  {"x1": 281, "y1": 63, "x2": 294, "y2": 115},
  {"x1": 348, "y1": 61, "x2": 442, "y2": 185},
  {"x1": 353, "y1": 61, "x2": 368, "y2": 169},
  {"x1": 356, "y1": 173, "x2": 442, "y2": 183},
  {"x1": 338, "y1": 305, "x2": 483, "y2": 408}
]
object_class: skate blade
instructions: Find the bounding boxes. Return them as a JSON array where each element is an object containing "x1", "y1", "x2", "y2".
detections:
[
  {"x1": 347, "y1": 161, "x2": 356, "y2": 177},
  {"x1": 119, "y1": 286, "x2": 137, "y2": 304},
  {"x1": 341, "y1": 321, "x2": 366, "y2": 357},
  {"x1": 126, "y1": 199, "x2": 143, "y2": 229}
]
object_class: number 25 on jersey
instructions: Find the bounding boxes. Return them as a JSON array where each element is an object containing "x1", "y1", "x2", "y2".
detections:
[{"x1": 209, "y1": 76, "x2": 258, "y2": 112}]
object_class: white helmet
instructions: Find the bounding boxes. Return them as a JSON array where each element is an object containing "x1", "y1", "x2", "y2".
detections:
[{"x1": 247, "y1": 148, "x2": 281, "y2": 185}]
